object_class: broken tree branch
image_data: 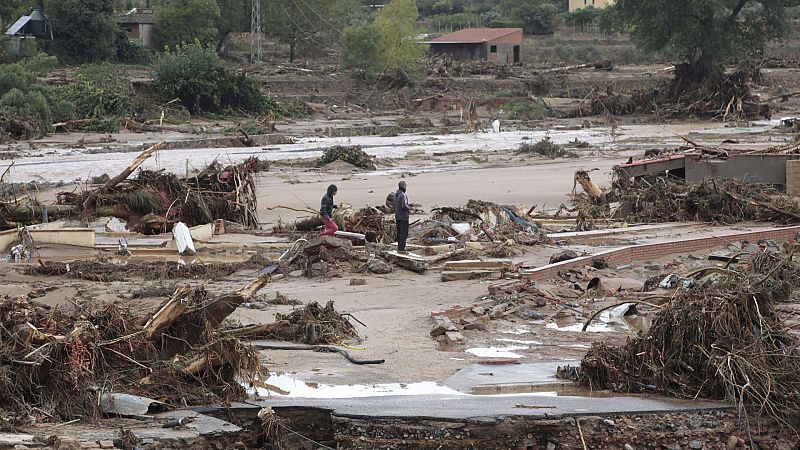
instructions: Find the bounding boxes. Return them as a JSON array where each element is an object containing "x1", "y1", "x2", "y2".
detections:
[{"x1": 83, "y1": 141, "x2": 166, "y2": 210}]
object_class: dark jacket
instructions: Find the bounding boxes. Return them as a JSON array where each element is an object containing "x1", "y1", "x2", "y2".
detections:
[
  {"x1": 394, "y1": 190, "x2": 410, "y2": 221},
  {"x1": 320, "y1": 193, "x2": 335, "y2": 218}
]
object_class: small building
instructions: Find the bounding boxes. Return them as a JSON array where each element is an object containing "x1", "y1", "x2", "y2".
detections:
[
  {"x1": 4, "y1": 9, "x2": 51, "y2": 39},
  {"x1": 428, "y1": 28, "x2": 523, "y2": 64},
  {"x1": 116, "y1": 8, "x2": 156, "y2": 48},
  {"x1": 568, "y1": 0, "x2": 615, "y2": 12}
]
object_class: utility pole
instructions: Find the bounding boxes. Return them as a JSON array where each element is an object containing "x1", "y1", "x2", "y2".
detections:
[{"x1": 250, "y1": 0, "x2": 262, "y2": 65}]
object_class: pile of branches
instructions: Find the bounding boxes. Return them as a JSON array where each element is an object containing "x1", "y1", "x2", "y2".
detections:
[
  {"x1": 24, "y1": 254, "x2": 275, "y2": 282},
  {"x1": 517, "y1": 138, "x2": 576, "y2": 158},
  {"x1": 316, "y1": 145, "x2": 376, "y2": 171},
  {"x1": 569, "y1": 65, "x2": 769, "y2": 120},
  {"x1": 0, "y1": 273, "x2": 274, "y2": 427},
  {"x1": 55, "y1": 144, "x2": 262, "y2": 233},
  {"x1": 605, "y1": 177, "x2": 800, "y2": 224},
  {"x1": 579, "y1": 250, "x2": 800, "y2": 424},
  {"x1": 224, "y1": 301, "x2": 359, "y2": 345},
  {"x1": 660, "y1": 64, "x2": 770, "y2": 121},
  {"x1": 345, "y1": 207, "x2": 395, "y2": 243},
  {"x1": 0, "y1": 111, "x2": 42, "y2": 143}
]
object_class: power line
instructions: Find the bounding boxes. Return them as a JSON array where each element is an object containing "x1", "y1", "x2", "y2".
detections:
[{"x1": 273, "y1": 0, "x2": 337, "y2": 53}]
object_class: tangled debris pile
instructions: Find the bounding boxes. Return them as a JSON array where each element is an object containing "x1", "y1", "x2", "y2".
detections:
[
  {"x1": 227, "y1": 301, "x2": 359, "y2": 345},
  {"x1": 316, "y1": 145, "x2": 376, "y2": 171},
  {"x1": 51, "y1": 144, "x2": 263, "y2": 233},
  {"x1": 24, "y1": 254, "x2": 275, "y2": 281},
  {"x1": 427, "y1": 199, "x2": 546, "y2": 245},
  {"x1": 589, "y1": 176, "x2": 800, "y2": 224},
  {"x1": 0, "y1": 272, "x2": 275, "y2": 428},
  {"x1": 578, "y1": 250, "x2": 800, "y2": 423},
  {"x1": 572, "y1": 66, "x2": 769, "y2": 120}
]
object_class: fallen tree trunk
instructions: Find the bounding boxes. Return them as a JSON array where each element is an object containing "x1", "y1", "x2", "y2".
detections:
[
  {"x1": 83, "y1": 141, "x2": 166, "y2": 210},
  {"x1": 141, "y1": 286, "x2": 194, "y2": 339},
  {"x1": 159, "y1": 265, "x2": 278, "y2": 356}
]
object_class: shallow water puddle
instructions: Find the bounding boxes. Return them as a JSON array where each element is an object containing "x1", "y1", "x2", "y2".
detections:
[
  {"x1": 252, "y1": 374, "x2": 464, "y2": 398},
  {"x1": 465, "y1": 346, "x2": 528, "y2": 358}
]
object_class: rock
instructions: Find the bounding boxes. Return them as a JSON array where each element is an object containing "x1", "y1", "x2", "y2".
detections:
[
  {"x1": 689, "y1": 440, "x2": 703, "y2": 450},
  {"x1": 534, "y1": 297, "x2": 547, "y2": 307},
  {"x1": 489, "y1": 304, "x2": 505, "y2": 317},
  {"x1": 546, "y1": 442, "x2": 556, "y2": 450},
  {"x1": 624, "y1": 445, "x2": 634, "y2": 450},
  {"x1": 289, "y1": 270, "x2": 304, "y2": 277},
  {"x1": 349, "y1": 278, "x2": 367, "y2": 286},
  {"x1": 463, "y1": 322, "x2": 487, "y2": 331},
  {"x1": 430, "y1": 324, "x2": 449, "y2": 337},
  {"x1": 662, "y1": 443, "x2": 681, "y2": 450},
  {"x1": 471, "y1": 306, "x2": 486, "y2": 315},
  {"x1": 367, "y1": 258, "x2": 393, "y2": 274},
  {"x1": 549, "y1": 250, "x2": 578, "y2": 264},
  {"x1": 603, "y1": 418, "x2": 616, "y2": 427},
  {"x1": 98, "y1": 442, "x2": 115, "y2": 449},
  {"x1": 726, "y1": 435, "x2": 738, "y2": 450}
]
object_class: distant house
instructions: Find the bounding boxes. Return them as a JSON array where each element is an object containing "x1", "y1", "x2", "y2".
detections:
[
  {"x1": 428, "y1": 28, "x2": 523, "y2": 64},
  {"x1": 116, "y1": 8, "x2": 156, "y2": 48},
  {"x1": 568, "y1": 0, "x2": 615, "y2": 12}
]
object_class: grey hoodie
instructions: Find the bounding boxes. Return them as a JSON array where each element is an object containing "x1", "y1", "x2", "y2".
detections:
[{"x1": 394, "y1": 189, "x2": 410, "y2": 221}]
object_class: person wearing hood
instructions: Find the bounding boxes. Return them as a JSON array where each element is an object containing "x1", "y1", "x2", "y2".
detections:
[
  {"x1": 319, "y1": 184, "x2": 338, "y2": 236},
  {"x1": 394, "y1": 181, "x2": 410, "y2": 253}
]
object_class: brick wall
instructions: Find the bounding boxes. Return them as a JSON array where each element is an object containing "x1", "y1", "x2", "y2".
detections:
[{"x1": 520, "y1": 226, "x2": 800, "y2": 282}]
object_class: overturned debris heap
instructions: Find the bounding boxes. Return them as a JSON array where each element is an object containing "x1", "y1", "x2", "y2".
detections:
[
  {"x1": 579, "y1": 249, "x2": 800, "y2": 423},
  {"x1": 0, "y1": 271, "x2": 276, "y2": 426}
]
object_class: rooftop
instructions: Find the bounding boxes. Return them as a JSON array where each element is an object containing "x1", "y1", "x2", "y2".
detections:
[
  {"x1": 428, "y1": 28, "x2": 522, "y2": 44},
  {"x1": 116, "y1": 8, "x2": 155, "y2": 24}
]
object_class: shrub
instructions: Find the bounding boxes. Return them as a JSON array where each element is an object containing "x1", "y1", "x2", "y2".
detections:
[
  {"x1": 504, "y1": 99, "x2": 550, "y2": 121},
  {"x1": 516, "y1": 138, "x2": 575, "y2": 158},
  {"x1": 153, "y1": 41, "x2": 271, "y2": 114},
  {"x1": 316, "y1": 145, "x2": 376, "y2": 170},
  {"x1": 58, "y1": 63, "x2": 133, "y2": 119}
]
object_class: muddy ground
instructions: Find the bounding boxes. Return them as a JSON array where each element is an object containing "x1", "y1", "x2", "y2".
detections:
[{"x1": 1, "y1": 62, "x2": 799, "y2": 448}]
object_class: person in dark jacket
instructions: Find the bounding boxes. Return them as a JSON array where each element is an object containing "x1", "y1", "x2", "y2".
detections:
[
  {"x1": 394, "y1": 181, "x2": 410, "y2": 252},
  {"x1": 320, "y1": 184, "x2": 338, "y2": 236}
]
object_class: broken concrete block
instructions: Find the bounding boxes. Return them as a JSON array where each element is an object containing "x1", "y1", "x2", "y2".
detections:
[
  {"x1": 349, "y1": 278, "x2": 366, "y2": 286},
  {"x1": 445, "y1": 331, "x2": 465, "y2": 345}
]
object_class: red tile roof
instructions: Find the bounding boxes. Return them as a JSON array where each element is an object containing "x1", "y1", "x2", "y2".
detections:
[{"x1": 429, "y1": 28, "x2": 522, "y2": 44}]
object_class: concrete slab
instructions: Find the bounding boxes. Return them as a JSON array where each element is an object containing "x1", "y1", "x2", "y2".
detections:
[
  {"x1": 257, "y1": 393, "x2": 728, "y2": 421},
  {"x1": 445, "y1": 361, "x2": 577, "y2": 393}
]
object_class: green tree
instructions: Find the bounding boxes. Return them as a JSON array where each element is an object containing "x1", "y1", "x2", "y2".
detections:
[
  {"x1": 263, "y1": 0, "x2": 334, "y2": 62},
  {"x1": 214, "y1": 0, "x2": 250, "y2": 52},
  {"x1": 500, "y1": 0, "x2": 560, "y2": 35},
  {"x1": 340, "y1": 23, "x2": 380, "y2": 79},
  {"x1": 330, "y1": 0, "x2": 371, "y2": 28},
  {"x1": 375, "y1": 0, "x2": 426, "y2": 83},
  {"x1": 155, "y1": 0, "x2": 220, "y2": 48},
  {"x1": 607, "y1": 0, "x2": 800, "y2": 80},
  {"x1": 44, "y1": 0, "x2": 119, "y2": 63}
]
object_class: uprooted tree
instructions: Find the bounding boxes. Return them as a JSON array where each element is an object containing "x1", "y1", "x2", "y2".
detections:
[{"x1": 601, "y1": 0, "x2": 800, "y2": 118}]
